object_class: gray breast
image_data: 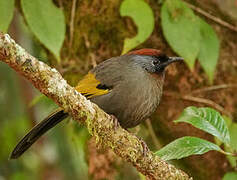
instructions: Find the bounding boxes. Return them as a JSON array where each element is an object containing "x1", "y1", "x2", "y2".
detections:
[
  {"x1": 90, "y1": 56, "x2": 164, "y2": 128},
  {"x1": 118, "y1": 72, "x2": 164, "y2": 128}
]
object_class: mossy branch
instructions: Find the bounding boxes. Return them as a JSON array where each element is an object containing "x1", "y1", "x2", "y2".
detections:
[{"x1": 0, "y1": 32, "x2": 191, "y2": 180}]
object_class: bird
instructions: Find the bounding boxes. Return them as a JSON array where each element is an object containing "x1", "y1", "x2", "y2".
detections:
[{"x1": 10, "y1": 48, "x2": 183, "y2": 159}]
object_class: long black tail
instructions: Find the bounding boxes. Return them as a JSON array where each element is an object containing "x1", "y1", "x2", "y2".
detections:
[{"x1": 10, "y1": 109, "x2": 68, "y2": 159}]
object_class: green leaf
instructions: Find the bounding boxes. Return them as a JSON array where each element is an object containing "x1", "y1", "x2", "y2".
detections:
[
  {"x1": 229, "y1": 123, "x2": 237, "y2": 153},
  {"x1": 120, "y1": 0, "x2": 155, "y2": 54},
  {"x1": 28, "y1": 94, "x2": 46, "y2": 107},
  {"x1": 198, "y1": 18, "x2": 220, "y2": 83},
  {"x1": 161, "y1": 0, "x2": 201, "y2": 69},
  {"x1": 21, "y1": 0, "x2": 65, "y2": 61},
  {"x1": 175, "y1": 106, "x2": 230, "y2": 145},
  {"x1": 222, "y1": 172, "x2": 237, "y2": 180},
  {"x1": 155, "y1": 136, "x2": 222, "y2": 161},
  {"x1": 225, "y1": 122, "x2": 237, "y2": 167},
  {"x1": 0, "y1": 0, "x2": 15, "y2": 32},
  {"x1": 10, "y1": 171, "x2": 30, "y2": 180},
  {"x1": 67, "y1": 124, "x2": 89, "y2": 179}
]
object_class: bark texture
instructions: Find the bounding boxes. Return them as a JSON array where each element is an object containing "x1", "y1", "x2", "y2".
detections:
[{"x1": 0, "y1": 32, "x2": 192, "y2": 180}]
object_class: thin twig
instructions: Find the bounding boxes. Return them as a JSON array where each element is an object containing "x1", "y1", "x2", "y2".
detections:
[
  {"x1": 189, "y1": 84, "x2": 237, "y2": 95},
  {"x1": 182, "y1": 95, "x2": 229, "y2": 116},
  {"x1": 90, "y1": 53, "x2": 97, "y2": 68},
  {"x1": 164, "y1": 92, "x2": 232, "y2": 118},
  {"x1": 146, "y1": 119, "x2": 162, "y2": 149},
  {"x1": 69, "y1": 0, "x2": 77, "y2": 48},
  {"x1": 83, "y1": 33, "x2": 97, "y2": 67},
  {"x1": 185, "y1": 1, "x2": 237, "y2": 33}
]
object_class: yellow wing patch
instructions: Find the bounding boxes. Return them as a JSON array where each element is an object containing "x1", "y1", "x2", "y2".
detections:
[{"x1": 75, "y1": 72, "x2": 110, "y2": 98}]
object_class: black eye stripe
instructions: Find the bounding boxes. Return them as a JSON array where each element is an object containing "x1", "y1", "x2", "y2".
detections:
[{"x1": 157, "y1": 54, "x2": 169, "y2": 62}]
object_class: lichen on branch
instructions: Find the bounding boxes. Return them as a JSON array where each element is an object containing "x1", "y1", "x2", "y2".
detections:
[{"x1": 0, "y1": 32, "x2": 191, "y2": 180}]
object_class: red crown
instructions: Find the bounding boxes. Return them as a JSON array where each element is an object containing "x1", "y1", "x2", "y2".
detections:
[{"x1": 127, "y1": 49, "x2": 162, "y2": 56}]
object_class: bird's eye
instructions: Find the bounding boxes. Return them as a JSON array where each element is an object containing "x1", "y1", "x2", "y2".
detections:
[{"x1": 152, "y1": 60, "x2": 160, "y2": 66}]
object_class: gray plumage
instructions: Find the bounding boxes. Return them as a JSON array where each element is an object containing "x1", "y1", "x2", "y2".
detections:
[
  {"x1": 91, "y1": 55, "x2": 164, "y2": 128},
  {"x1": 10, "y1": 49, "x2": 183, "y2": 159}
]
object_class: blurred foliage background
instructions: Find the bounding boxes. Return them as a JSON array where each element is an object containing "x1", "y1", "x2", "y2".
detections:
[{"x1": 0, "y1": 0, "x2": 237, "y2": 179}]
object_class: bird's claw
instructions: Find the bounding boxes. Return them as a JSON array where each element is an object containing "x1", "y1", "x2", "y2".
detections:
[
  {"x1": 139, "y1": 138, "x2": 149, "y2": 156},
  {"x1": 126, "y1": 130, "x2": 149, "y2": 156},
  {"x1": 110, "y1": 115, "x2": 120, "y2": 130}
]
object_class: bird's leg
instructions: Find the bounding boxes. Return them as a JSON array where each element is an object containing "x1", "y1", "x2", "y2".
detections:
[
  {"x1": 109, "y1": 116, "x2": 148, "y2": 156},
  {"x1": 110, "y1": 115, "x2": 120, "y2": 130},
  {"x1": 126, "y1": 129, "x2": 149, "y2": 156},
  {"x1": 139, "y1": 137, "x2": 149, "y2": 157}
]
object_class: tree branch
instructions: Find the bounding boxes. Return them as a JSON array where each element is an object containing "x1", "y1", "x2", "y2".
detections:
[{"x1": 0, "y1": 32, "x2": 191, "y2": 180}]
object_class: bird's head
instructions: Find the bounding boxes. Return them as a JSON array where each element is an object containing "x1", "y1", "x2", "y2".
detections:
[{"x1": 127, "y1": 49, "x2": 183, "y2": 74}]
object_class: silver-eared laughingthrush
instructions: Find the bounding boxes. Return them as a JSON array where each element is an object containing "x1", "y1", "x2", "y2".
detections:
[{"x1": 10, "y1": 48, "x2": 183, "y2": 159}]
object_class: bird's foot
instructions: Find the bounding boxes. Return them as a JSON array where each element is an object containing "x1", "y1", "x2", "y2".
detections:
[
  {"x1": 139, "y1": 138, "x2": 149, "y2": 157},
  {"x1": 110, "y1": 115, "x2": 120, "y2": 130},
  {"x1": 126, "y1": 129, "x2": 149, "y2": 156}
]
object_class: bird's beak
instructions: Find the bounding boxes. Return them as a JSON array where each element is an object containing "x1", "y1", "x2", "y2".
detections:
[
  {"x1": 163, "y1": 57, "x2": 184, "y2": 67},
  {"x1": 168, "y1": 57, "x2": 184, "y2": 64},
  {"x1": 155, "y1": 56, "x2": 184, "y2": 72}
]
